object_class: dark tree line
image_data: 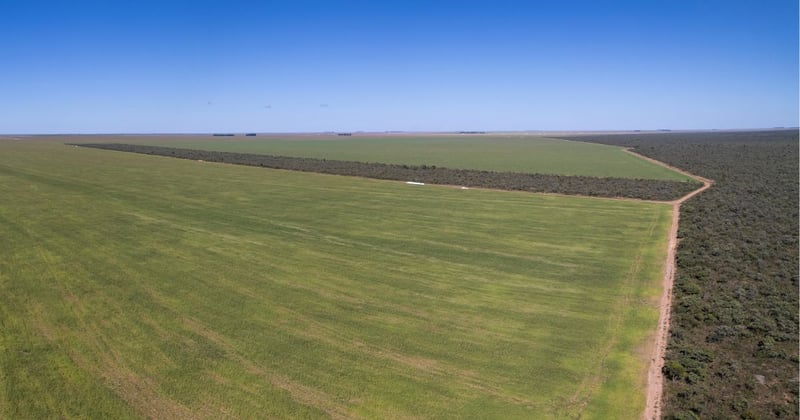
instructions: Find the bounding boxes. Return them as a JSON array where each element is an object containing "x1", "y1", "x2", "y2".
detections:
[
  {"x1": 557, "y1": 130, "x2": 799, "y2": 419},
  {"x1": 71, "y1": 143, "x2": 699, "y2": 201}
]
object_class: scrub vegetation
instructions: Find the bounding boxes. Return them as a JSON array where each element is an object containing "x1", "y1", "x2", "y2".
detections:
[
  {"x1": 558, "y1": 130, "x2": 799, "y2": 419},
  {"x1": 0, "y1": 140, "x2": 672, "y2": 419}
]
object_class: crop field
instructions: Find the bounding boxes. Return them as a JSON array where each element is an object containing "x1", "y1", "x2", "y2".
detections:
[
  {"x1": 562, "y1": 130, "x2": 799, "y2": 419},
  {"x1": 0, "y1": 140, "x2": 672, "y2": 418},
  {"x1": 128, "y1": 135, "x2": 692, "y2": 181}
]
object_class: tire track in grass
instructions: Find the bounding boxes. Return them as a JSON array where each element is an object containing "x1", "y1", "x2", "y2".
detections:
[
  {"x1": 564, "y1": 208, "x2": 662, "y2": 417},
  {"x1": 269, "y1": 306, "x2": 545, "y2": 410},
  {"x1": 0, "y1": 179, "x2": 191, "y2": 418},
  {"x1": 179, "y1": 317, "x2": 359, "y2": 420},
  {"x1": 21, "y1": 234, "x2": 197, "y2": 419}
]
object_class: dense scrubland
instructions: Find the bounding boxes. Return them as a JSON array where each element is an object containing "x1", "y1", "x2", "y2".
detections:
[
  {"x1": 558, "y1": 130, "x2": 799, "y2": 419},
  {"x1": 74, "y1": 143, "x2": 699, "y2": 201},
  {"x1": 0, "y1": 140, "x2": 672, "y2": 418}
]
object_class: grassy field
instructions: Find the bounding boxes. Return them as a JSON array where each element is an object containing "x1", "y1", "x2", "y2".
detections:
[
  {"x1": 128, "y1": 135, "x2": 691, "y2": 181},
  {"x1": 0, "y1": 140, "x2": 672, "y2": 418}
]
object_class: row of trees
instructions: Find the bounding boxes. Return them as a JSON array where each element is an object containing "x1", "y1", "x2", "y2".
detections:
[
  {"x1": 559, "y1": 130, "x2": 799, "y2": 419},
  {"x1": 73, "y1": 143, "x2": 699, "y2": 201}
]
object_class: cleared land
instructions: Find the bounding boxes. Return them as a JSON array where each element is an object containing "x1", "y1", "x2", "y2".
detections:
[
  {"x1": 129, "y1": 135, "x2": 692, "y2": 181},
  {"x1": 0, "y1": 140, "x2": 672, "y2": 418},
  {"x1": 74, "y1": 143, "x2": 700, "y2": 201}
]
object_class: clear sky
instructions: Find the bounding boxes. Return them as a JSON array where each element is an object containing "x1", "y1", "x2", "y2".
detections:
[{"x1": 1, "y1": 0, "x2": 797, "y2": 133}]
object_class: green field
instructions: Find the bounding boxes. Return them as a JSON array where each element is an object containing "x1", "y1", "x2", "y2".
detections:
[
  {"x1": 134, "y1": 135, "x2": 691, "y2": 181},
  {"x1": 0, "y1": 140, "x2": 672, "y2": 418}
]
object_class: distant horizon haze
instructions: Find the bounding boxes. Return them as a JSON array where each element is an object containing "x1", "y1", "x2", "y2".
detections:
[{"x1": 3, "y1": 128, "x2": 798, "y2": 137}]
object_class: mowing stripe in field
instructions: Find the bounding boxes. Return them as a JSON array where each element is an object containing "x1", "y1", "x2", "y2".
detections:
[{"x1": 0, "y1": 140, "x2": 672, "y2": 418}]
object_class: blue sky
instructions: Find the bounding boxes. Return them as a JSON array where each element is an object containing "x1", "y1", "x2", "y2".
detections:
[{"x1": 1, "y1": 0, "x2": 797, "y2": 133}]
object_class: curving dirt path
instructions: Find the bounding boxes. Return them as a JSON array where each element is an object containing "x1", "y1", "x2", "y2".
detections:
[{"x1": 623, "y1": 149, "x2": 713, "y2": 420}]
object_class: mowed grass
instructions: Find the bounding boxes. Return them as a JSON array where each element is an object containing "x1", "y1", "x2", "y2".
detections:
[
  {"x1": 0, "y1": 140, "x2": 672, "y2": 419},
  {"x1": 133, "y1": 135, "x2": 691, "y2": 181}
]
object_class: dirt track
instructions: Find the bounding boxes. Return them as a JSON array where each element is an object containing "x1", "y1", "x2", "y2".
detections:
[{"x1": 624, "y1": 149, "x2": 713, "y2": 420}]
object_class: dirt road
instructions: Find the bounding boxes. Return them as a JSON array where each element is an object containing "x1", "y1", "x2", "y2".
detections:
[{"x1": 624, "y1": 149, "x2": 713, "y2": 420}]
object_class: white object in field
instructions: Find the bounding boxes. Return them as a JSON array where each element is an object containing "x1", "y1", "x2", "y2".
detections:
[
  {"x1": 406, "y1": 181, "x2": 425, "y2": 186},
  {"x1": 461, "y1": 186, "x2": 469, "y2": 190}
]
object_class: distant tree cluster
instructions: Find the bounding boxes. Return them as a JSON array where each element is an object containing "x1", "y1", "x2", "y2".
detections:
[
  {"x1": 558, "y1": 130, "x2": 799, "y2": 419},
  {"x1": 72, "y1": 143, "x2": 698, "y2": 201}
]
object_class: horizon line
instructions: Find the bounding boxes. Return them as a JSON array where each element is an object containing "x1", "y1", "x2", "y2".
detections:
[{"x1": 1, "y1": 127, "x2": 797, "y2": 137}]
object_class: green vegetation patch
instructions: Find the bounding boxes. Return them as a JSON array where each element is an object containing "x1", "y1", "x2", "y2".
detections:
[
  {"x1": 137, "y1": 135, "x2": 691, "y2": 181},
  {"x1": 0, "y1": 140, "x2": 672, "y2": 418}
]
